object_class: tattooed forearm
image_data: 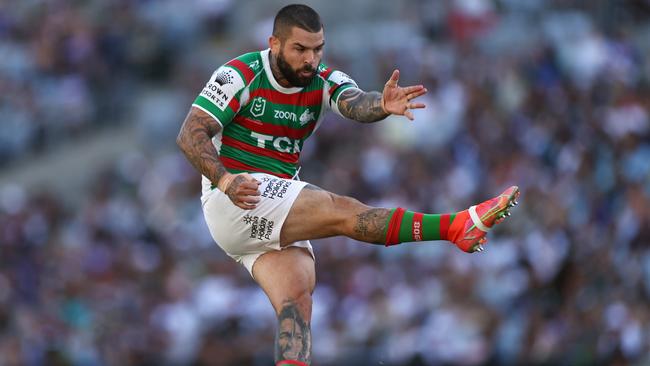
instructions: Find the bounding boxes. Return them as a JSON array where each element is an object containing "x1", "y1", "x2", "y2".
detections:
[
  {"x1": 353, "y1": 208, "x2": 392, "y2": 244},
  {"x1": 337, "y1": 88, "x2": 389, "y2": 123},
  {"x1": 176, "y1": 108, "x2": 228, "y2": 186},
  {"x1": 275, "y1": 302, "x2": 311, "y2": 364}
]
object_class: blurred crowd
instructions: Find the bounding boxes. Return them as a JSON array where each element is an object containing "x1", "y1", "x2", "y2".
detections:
[
  {"x1": 0, "y1": 0, "x2": 233, "y2": 166},
  {"x1": 2, "y1": 0, "x2": 650, "y2": 365}
]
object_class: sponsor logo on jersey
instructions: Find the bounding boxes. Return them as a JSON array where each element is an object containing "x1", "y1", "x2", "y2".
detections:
[
  {"x1": 250, "y1": 132, "x2": 301, "y2": 153},
  {"x1": 250, "y1": 97, "x2": 266, "y2": 117},
  {"x1": 201, "y1": 82, "x2": 231, "y2": 110},
  {"x1": 214, "y1": 68, "x2": 236, "y2": 86},
  {"x1": 274, "y1": 110, "x2": 297, "y2": 122},
  {"x1": 243, "y1": 214, "x2": 274, "y2": 241},
  {"x1": 299, "y1": 108, "x2": 315, "y2": 126},
  {"x1": 201, "y1": 66, "x2": 243, "y2": 111}
]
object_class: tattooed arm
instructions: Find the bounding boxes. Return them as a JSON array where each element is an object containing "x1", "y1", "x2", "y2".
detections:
[
  {"x1": 176, "y1": 107, "x2": 260, "y2": 209},
  {"x1": 336, "y1": 69, "x2": 428, "y2": 123},
  {"x1": 337, "y1": 89, "x2": 389, "y2": 123}
]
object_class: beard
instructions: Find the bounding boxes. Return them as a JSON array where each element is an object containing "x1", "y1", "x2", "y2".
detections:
[{"x1": 276, "y1": 50, "x2": 317, "y2": 87}]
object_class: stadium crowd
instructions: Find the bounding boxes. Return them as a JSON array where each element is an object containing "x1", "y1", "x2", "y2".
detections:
[{"x1": 1, "y1": 0, "x2": 649, "y2": 365}]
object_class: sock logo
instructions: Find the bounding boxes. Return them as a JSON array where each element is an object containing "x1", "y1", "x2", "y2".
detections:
[{"x1": 412, "y1": 213, "x2": 423, "y2": 241}]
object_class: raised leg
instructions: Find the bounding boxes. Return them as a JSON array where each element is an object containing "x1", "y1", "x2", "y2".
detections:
[
  {"x1": 279, "y1": 185, "x2": 391, "y2": 246},
  {"x1": 280, "y1": 184, "x2": 520, "y2": 252}
]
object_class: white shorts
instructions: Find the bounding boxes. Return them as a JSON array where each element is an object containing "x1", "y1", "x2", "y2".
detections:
[{"x1": 201, "y1": 173, "x2": 314, "y2": 277}]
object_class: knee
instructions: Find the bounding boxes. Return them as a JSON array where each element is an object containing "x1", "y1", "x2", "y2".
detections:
[
  {"x1": 278, "y1": 290, "x2": 312, "y2": 320},
  {"x1": 329, "y1": 194, "x2": 369, "y2": 232},
  {"x1": 330, "y1": 194, "x2": 367, "y2": 223},
  {"x1": 286, "y1": 289, "x2": 312, "y2": 309}
]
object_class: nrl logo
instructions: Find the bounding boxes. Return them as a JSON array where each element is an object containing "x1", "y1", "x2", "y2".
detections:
[
  {"x1": 299, "y1": 108, "x2": 315, "y2": 126},
  {"x1": 249, "y1": 60, "x2": 261, "y2": 70},
  {"x1": 250, "y1": 97, "x2": 266, "y2": 117}
]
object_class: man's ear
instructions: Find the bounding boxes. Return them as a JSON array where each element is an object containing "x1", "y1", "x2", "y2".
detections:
[{"x1": 269, "y1": 35, "x2": 281, "y2": 54}]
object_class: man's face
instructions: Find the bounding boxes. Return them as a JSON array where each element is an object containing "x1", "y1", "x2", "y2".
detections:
[{"x1": 272, "y1": 26, "x2": 324, "y2": 87}]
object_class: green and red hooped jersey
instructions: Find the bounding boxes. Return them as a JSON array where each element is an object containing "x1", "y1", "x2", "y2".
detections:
[{"x1": 192, "y1": 49, "x2": 358, "y2": 193}]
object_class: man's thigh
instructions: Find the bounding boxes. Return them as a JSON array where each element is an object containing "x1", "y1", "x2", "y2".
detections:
[{"x1": 280, "y1": 185, "x2": 373, "y2": 246}]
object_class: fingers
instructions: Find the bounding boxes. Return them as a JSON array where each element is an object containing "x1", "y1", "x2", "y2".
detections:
[
  {"x1": 229, "y1": 173, "x2": 261, "y2": 209},
  {"x1": 402, "y1": 102, "x2": 425, "y2": 121},
  {"x1": 234, "y1": 192, "x2": 260, "y2": 209},
  {"x1": 406, "y1": 88, "x2": 428, "y2": 101},
  {"x1": 385, "y1": 69, "x2": 400, "y2": 87},
  {"x1": 402, "y1": 85, "x2": 426, "y2": 95},
  {"x1": 238, "y1": 180, "x2": 261, "y2": 193},
  {"x1": 409, "y1": 102, "x2": 426, "y2": 109},
  {"x1": 236, "y1": 201, "x2": 257, "y2": 210}
]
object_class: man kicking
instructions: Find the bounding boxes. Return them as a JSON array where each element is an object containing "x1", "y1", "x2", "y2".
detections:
[{"x1": 176, "y1": 4, "x2": 519, "y2": 365}]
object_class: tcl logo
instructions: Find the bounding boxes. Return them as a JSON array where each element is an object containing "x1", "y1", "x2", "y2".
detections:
[{"x1": 251, "y1": 132, "x2": 301, "y2": 153}]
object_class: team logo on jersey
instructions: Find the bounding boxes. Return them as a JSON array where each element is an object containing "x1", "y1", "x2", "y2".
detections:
[
  {"x1": 250, "y1": 97, "x2": 266, "y2": 117},
  {"x1": 299, "y1": 108, "x2": 315, "y2": 126},
  {"x1": 317, "y1": 64, "x2": 327, "y2": 73}
]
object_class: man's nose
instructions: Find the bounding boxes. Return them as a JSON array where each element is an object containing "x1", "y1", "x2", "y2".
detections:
[{"x1": 303, "y1": 50, "x2": 316, "y2": 66}]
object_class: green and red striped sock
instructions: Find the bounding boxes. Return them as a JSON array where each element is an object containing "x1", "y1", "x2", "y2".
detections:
[{"x1": 384, "y1": 207, "x2": 468, "y2": 245}]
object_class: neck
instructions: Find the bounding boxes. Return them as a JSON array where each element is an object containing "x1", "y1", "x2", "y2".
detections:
[{"x1": 269, "y1": 52, "x2": 293, "y2": 88}]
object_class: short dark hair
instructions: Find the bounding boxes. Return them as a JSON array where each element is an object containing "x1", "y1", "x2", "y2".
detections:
[{"x1": 272, "y1": 4, "x2": 322, "y2": 40}]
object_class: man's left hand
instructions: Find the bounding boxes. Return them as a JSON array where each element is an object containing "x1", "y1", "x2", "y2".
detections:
[{"x1": 381, "y1": 69, "x2": 427, "y2": 121}]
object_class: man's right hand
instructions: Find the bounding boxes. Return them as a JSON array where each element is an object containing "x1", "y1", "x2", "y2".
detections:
[{"x1": 217, "y1": 173, "x2": 261, "y2": 210}]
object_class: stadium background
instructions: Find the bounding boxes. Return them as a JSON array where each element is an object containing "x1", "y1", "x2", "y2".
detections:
[{"x1": 1, "y1": 0, "x2": 650, "y2": 365}]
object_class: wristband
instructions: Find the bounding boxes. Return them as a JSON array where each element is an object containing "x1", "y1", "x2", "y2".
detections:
[{"x1": 217, "y1": 174, "x2": 236, "y2": 192}]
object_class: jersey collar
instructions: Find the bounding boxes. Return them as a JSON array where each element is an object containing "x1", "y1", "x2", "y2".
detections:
[{"x1": 261, "y1": 48, "x2": 303, "y2": 94}]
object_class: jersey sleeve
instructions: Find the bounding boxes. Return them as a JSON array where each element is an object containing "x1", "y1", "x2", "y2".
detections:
[
  {"x1": 192, "y1": 65, "x2": 246, "y2": 128},
  {"x1": 318, "y1": 64, "x2": 359, "y2": 116}
]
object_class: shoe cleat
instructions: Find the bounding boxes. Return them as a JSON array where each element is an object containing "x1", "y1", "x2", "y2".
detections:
[{"x1": 449, "y1": 186, "x2": 520, "y2": 253}]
